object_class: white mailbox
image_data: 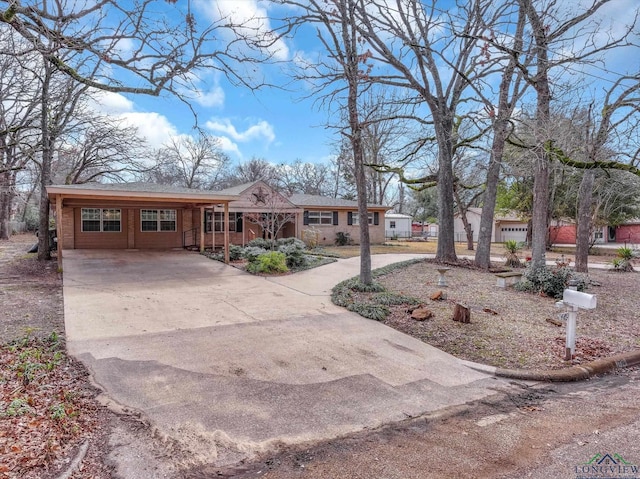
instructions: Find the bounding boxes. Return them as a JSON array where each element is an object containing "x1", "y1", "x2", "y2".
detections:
[{"x1": 562, "y1": 289, "x2": 597, "y2": 310}]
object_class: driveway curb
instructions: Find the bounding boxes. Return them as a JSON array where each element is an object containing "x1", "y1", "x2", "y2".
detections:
[{"x1": 464, "y1": 350, "x2": 640, "y2": 382}]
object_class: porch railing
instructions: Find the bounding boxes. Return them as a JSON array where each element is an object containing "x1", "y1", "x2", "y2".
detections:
[{"x1": 183, "y1": 227, "x2": 199, "y2": 249}]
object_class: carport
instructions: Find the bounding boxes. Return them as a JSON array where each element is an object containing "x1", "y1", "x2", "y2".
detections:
[{"x1": 46, "y1": 183, "x2": 240, "y2": 266}]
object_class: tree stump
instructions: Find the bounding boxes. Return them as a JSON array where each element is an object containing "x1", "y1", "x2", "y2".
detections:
[{"x1": 452, "y1": 303, "x2": 471, "y2": 323}]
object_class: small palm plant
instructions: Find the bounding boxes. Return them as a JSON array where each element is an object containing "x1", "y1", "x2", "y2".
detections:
[
  {"x1": 504, "y1": 239, "x2": 523, "y2": 268},
  {"x1": 612, "y1": 246, "x2": 636, "y2": 272}
]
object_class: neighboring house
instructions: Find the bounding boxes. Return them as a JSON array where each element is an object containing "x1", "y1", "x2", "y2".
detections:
[
  {"x1": 453, "y1": 207, "x2": 529, "y2": 243},
  {"x1": 411, "y1": 222, "x2": 438, "y2": 238},
  {"x1": 611, "y1": 219, "x2": 640, "y2": 244},
  {"x1": 385, "y1": 213, "x2": 413, "y2": 239},
  {"x1": 550, "y1": 219, "x2": 639, "y2": 245},
  {"x1": 46, "y1": 181, "x2": 390, "y2": 262}
]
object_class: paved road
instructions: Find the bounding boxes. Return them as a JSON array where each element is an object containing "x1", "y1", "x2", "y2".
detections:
[
  {"x1": 209, "y1": 368, "x2": 640, "y2": 479},
  {"x1": 62, "y1": 250, "x2": 521, "y2": 476}
]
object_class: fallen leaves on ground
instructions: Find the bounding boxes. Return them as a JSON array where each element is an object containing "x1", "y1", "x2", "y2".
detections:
[{"x1": 0, "y1": 335, "x2": 105, "y2": 479}]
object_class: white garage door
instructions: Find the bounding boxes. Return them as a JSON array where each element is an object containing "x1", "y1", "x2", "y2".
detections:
[{"x1": 500, "y1": 226, "x2": 527, "y2": 243}]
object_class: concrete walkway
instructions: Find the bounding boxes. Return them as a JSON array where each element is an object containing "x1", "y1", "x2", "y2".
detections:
[{"x1": 62, "y1": 250, "x2": 517, "y2": 470}]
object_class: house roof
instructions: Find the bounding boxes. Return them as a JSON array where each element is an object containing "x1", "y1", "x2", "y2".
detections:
[
  {"x1": 385, "y1": 213, "x2": 413, "y2": 219},
  {"x1": 288, "y1": 193, "x2": 388, "y2": 209},
  {"x1": 46, "y1": 182, "x2": 240, "y2": 204}
]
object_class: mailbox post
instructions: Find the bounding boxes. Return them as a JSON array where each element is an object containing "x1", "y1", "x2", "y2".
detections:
[{"x1": 560, "y1": 288, "x2": 597, "y2": 360}]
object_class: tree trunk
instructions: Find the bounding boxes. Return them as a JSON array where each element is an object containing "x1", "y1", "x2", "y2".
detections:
[
  {"x1": 531, "y1": 158, "x2": 550, "y2": 270},
  {"x1": 435, "y1": 118, "x2": 457, "y2": 263},
  {"x1": 0, "y1": 171, "x2": 12, "y2": 240},
  {"x1": 475, "y1": 10, "x2": 525, "y2": 270},
  {"x1": 575, "y1": 170, "x2": 595, "y2": 273},
  {"x1": 452, "y1": 303, "x2": 470, "y2": 323},
  {"x1": 454, "y1": 188, "x2": 474, "y2": 250},
  {"x1": 38, "y1": 65, "x2": 53, "y2": 261}
]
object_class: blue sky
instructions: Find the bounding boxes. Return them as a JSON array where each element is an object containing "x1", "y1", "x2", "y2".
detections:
[
  {"x1": 92, "y1": 0, "x2": 335, "y2": 167},
  {"x1": 90, "y1": 0, "x2": 639, "y2": 170}
]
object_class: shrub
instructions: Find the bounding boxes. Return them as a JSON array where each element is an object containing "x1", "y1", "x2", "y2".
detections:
[
  {"x1": 229, "y1": 245, "x2": 244, "y2": 261},
  {"x1": 246, "y1": 251, "x2": 289, "y2": 274},
  {"x1": 346, "y1": 302, "x2": 389, "y2": 321},
  {"x1": 612, "y1": 247, "x2": 636, "y2": 272},
  {"x1": 247, "y1": 238, "x2": 276, "y2": 250},
  {"x1": 335, "y1": 231, "x2": 352, "y2": 246},
  {"x1": 373, "y1": 292, "x2": 421, "y2": 306},
  {"x1": 302, "y1": 229, "x2": 319, "y2": 248},
  {"x1": 504, "y1": 240, "x2": 523, "y2": 268},
  {"x1": 278, "y1": 244, "x2": 308, "y2": 268},
  {"x1": 514, "y1": 265, "x2": 588, "y2": 299},
  {"x1": 242, "y1": 246, "x2": 268, "y2": 262}
]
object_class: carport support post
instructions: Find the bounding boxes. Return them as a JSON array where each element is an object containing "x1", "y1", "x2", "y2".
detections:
[
  {"x1": 199, "y1": 206, "x2": 205, "y2": 253},
  {"x1": 224, "y1": 202, "x2": 230, "y2": 264}
]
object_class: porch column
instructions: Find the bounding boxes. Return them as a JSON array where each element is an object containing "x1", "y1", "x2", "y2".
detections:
[
  {"x1": 224, "y1": 202, "x2": 230, "y2": 264},
  {"x1": 55, "y1": 195, "x2": 63, "y2": 265},
  {"x1": 212, "y1": 206, "x2": 216, "y2": 251},
  {"x1": 199, "y1": 206, "x2": 205, "y2": 253}
]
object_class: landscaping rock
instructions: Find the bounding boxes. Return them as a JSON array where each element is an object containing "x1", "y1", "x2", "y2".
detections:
[
  {"x1": 430, "y1": 290, "x2": 444, "y2": 301},
  {"x1": 411, "y1": 308, "x2": 434, "y2": 321}
]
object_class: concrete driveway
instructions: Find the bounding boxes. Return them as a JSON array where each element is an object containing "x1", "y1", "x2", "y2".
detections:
[{"x1": 63, "y1": 250, "x2": 513, "y2": 470}]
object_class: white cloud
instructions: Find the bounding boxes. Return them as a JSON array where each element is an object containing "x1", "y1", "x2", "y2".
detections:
[
  {"x1": 193, "y1": 85, "x2": 225, "y2": 108},
  {"x1": 214, "y1": 136, "x2": 242, "y2": 157},
  {"x1": 205, "y1": 118, "x2": 275, "y2": 144},
  {"x1": 196, "y1": 0, "x2": 289, "y2": 61},
  {"x1": 89, "y1": 91, "x2": 135, "y2": 115},
  {"x1": 120, "y1": 112, "x2": 178, "y2": 149}
]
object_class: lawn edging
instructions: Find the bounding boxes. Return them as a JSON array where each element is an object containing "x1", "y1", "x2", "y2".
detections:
[{"x1": 462, "y1": 349, "x2": 640, "y2": 382}]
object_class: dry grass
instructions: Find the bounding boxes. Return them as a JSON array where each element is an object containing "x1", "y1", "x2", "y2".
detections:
[
  {"x1": 321, "y1": 240, "x2": 615, "y2": 264},
  {"x1": 353, "y1": 260, "x2": 640, "y2": 370}
]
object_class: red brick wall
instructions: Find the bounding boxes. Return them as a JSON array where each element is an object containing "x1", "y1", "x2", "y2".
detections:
[
  {"x1": 616, "y1": 225, "x2": 640, "y2": 243},
  {"x1": 549, "y1": 225, "x2": 576, "y2": 244}
]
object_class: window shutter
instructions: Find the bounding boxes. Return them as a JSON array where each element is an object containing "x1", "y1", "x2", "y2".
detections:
[
  {"x1": 236, "y1": 213, "x2": 243, "y2": 233},
  {"x1": 333, "y1": 211, "x2": 339, "y2": 225},
  {"x1": 347, "y1": 212, "x2": 353, "y2": 225},
  {"x1": 303, "y1": 210, "x2": 309, "y2": 226},
  {"x1": 374, "y1": 212, "x2": 380, "y2": 225}
]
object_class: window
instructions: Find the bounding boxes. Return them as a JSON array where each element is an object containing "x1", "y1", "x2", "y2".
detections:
[
  {"x1": 307, "y1": 211, "x2": 333, "y2": 225},
  {"x1": 352, "y1": 213, "x2": 373, "y2": 225},
  {"x1": 204, "y1": 211, "x2": 242, "y2": 233},
  {"x1": 390, "y1": 221, "x2": 396, "y2": 229},
  {"x1": 141, "y1": 209, "x2": 176, "y2": 232},
  {"x1": 81, "y1": 208, "x2": 121, "y2": 232}
]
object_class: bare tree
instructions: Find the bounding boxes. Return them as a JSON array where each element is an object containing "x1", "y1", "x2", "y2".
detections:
[
  {"x1": 516, "y1": 0, "x2": 637, "y2": 270},
  {"x1": 352, "y1": 0, "x2": 509, "y2": 262},
  {"x1": 0, "y1": 33, "x2": 40, "y2": 239},
  {"x1": 0, "y1": 0, "x2": 275, "y2": 96},
  {"x1": 243, "y1": 186, "x2": 297, "y2": 243},
  {"x1": 276, "y1": 160, "x2": 332, "y2": 196},
  {"x1": 279, "y1": 0, "x2": 375, "y2": 283},
  {"x1": 222, "y1": 157, "x2": 279, "y2": 187},
  {"x1": 54, "y1": 115, "x2": 150, "y2": 185},
  {"x1": 154, "y1": 133, "x2": 230, "y2": 189}
]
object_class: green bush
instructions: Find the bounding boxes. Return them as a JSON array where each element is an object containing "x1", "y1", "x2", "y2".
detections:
[
  {"x1": 242, "y1": 246, "x2": 268, "y2": 262},
  {"x1": 247, "y1": 238, "x2": 276, "y2": 250},
  {"x1": 514, "y1": 265, "x2": 588, "y2": 299},
  {"x1": 373, "y1": 292, "x2": 421, "y2": 306},
  {"x1": 229, "y1": 244, "x2": 244, "y2": 261},
  {"x1": 612, "y1": 247, "x2": 636, "y2": 272},
  {"x1": 346, "y1": 302, "x2": 389, "y2": 321},
  {"x1": 335, "y1": 231, "x2": 352, "y2": 246},
  {"x1": 246, "y1": 251, "x2": 289, "y2": 274},
  {"x1": 278, "y1": 244, "x2": 308, "y2": 268}
]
